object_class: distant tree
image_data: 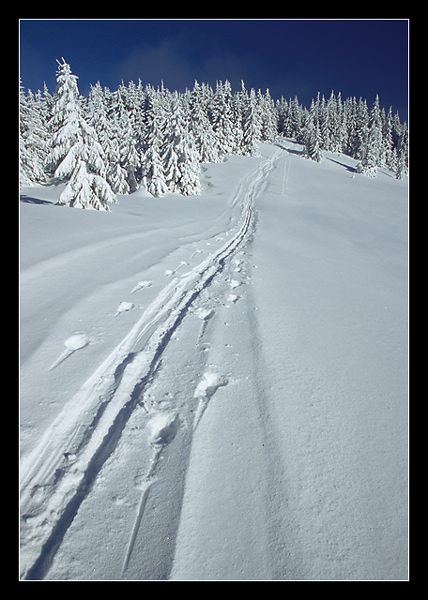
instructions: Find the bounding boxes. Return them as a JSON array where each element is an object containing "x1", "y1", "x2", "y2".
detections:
[
  {"x1": 19, "y1": 82, "x2": 33, "y2": 187},
  {"x1": 395, "y1": 123, "x2": 408, "y2": 180},
  {"x1": 177, "y1": 132, "x2": 202, "y2": 195},
  {"x1": 303, "y1": 108, "x2": 323, "y2": 163},
  {"x1": 143, "y1": 144, "x2": 168, "y2": 196},
  {"x1": 259, "y1": 88, "x2": 277, "y2": 142},
  {"x1": 210, "y1": 81, "x2": 236, "y2": 155},
  {"x1": 189, "y1": 81, "x2": 221, "y2": 163},
  {"x1": 240, "y1": 84, "x2": 260, "y2": 157},
  {"x1": 357, "y1": 95, "x2": 383, "y2": 177}
]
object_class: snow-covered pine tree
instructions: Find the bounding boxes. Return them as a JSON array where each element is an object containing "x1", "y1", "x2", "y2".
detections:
[
  {"x1": 325, "y1": 91, "x2": 342, "y2": 153},
  {"x1": 143, "y1": 144, "x2": 168, "y2": 196},
  {"x1": 189, "y1": 80, "x2": 221, "y2": 163},
  {"x1": 119, "y1": 121, "x2": 141, "y2": 193},
  {"x1": 395, "y1": 123, "x2": 408, "y2": 180},
  {"x1": 210, "y1": 81, "x2": 236, "y2": 156},
  {"x1": 259, "y1": 88, "x2": 277, "y2": 143},
  {"x1": 380, "y1": 106, "x2": 394, "y2": 169},
  {"x1": 46, "y1": 59, "x2": 116, "y2": 210},
  {"x1": 20, "y1": 83, "x2": 50, "y2": 185},
  {"x1": 240, "y1": 83, "x2": 260, "y2": 157},
  {"x1": 108, "y1": 159, "x2": 130, "y2": 195},
  {"x1": 162, "y1": 96, "x2": 184, "y2": 193},
  {"x1": 100, "y1": 93, "x2": 130, "y2": 195},
  {"x1": 19, "y1": 82, "x2": 33, "y2": 187},
  {"x1": 44, "y1": 60, "x2": 80, "y2": 176},
  {"x1": 163, "y1": 96, "x2": 201, "y2": 195},
  {"x1": 139, "y1": 85, "x2": 168, "y2": 196},
  {"x1": 177, "y1": 131, "x2": 201, "y2": 196},
  {"x1": 289, "y1": 95, "x2": 304, "y2": 142},
  {"x1": 27, "y1": 89, "x2": 50, "y2": 182},
  {"x1": 353, "y1": 98, "x2": 369, "y2": 161},
  {"x1": 303, "y1": 109, "x2": 323, "y2": 163},
  {"x1": 88, "y1": 82, "x2": 115, "y2": 167},
  {"x1": 275, "y1": 96, "x2": 289, "y2": 137},
  {"x1": 357, "y1": 95, "x2": 383, "y2": 177}
]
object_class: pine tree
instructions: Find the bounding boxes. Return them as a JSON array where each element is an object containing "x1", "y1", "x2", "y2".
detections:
[
  {"x1": 108, "y1": 160, "x2": 130, "y2": 195},
  {"x1": 395, "y1": 123, "x2": 408, "y2": 180},
  {"x1": 210, "y1": 81, "x2": 236, "y2": 156},
  {"x1": 276, "y1": 96, "x2": 289, "y2": 137},
  {"x1": 357, "y1": 95, "x2": 383, "y2": 177},
  {"x1": 189, "y1": 81, "x2": 221, "y2": 163},
  {"x1": 303, "y1": 108, "x2": 323, "y2": 162},
  {"x1": 143, "y1": 144, "x2": 168, "y2": 196},
  {"x1": 353, "y1": 98, "x2": 369, "y2": 160},
  {"x1": 119, "y1": 121, "x2": 141, "y2": 193},
  {"x1": 177, "y1": 132, "x2": 201, "y2": 195},
  {"x1": 380, "y1": 107, "x2": 393, "y2": 169},
  {"x1": 259, "y1": 88, "x2": 277, "y2": 143},
  {"x1": 46, "y1": 59, "x2": 116, "y2": 210},
  {"x1": 289, "y1": 96, "x2": 304, "y2": 142},
  {"x1": 19, "y1": 82, "x2": 33, "y2": 187},
  {"x1": 162, "y1": 97, "x2": 184, "y2": 193},
  {"x1": 240, "y1": 84, "x2": 260, "y2": 157}
]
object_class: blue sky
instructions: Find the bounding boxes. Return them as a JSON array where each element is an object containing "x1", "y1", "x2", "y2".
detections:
[{"x1": 19, "y1": 19, "x2": 409, "y2": 120}]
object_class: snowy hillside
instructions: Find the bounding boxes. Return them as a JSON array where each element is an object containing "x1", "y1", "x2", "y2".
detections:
[{"x1": 20, "y1": 141, "x2": 408, "y2": 581}]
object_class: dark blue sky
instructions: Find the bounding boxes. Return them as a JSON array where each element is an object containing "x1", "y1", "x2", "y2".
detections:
[{"x1": 19, "y1": 19, "x2": 409, "y2": 120}]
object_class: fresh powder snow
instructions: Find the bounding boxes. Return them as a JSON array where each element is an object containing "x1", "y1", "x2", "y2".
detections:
[{"x1": 20, "y1": 141, "x2": 408, "y2": 581}]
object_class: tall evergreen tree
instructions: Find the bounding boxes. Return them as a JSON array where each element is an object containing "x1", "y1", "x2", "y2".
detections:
[
  {"x1": 210, "y1": 81, "x2": 236, "y2": 155},
  {"x1": 240, "y1": 83, "x2": 260, "y2": 157},
  {"x1": 19, "y1": 82, "x2": 33, "y2": 187},
  {"x1": 303, "y1": 109, "x2": 323, "y2": 162},
  {"x1": 357, "y1": 95, "x2": 383, "y2": 177},
  {"x1": 46, "y1": 59, "x2": 116, "y2": 210},
  {"x1": 189, "y1": 81, "x2": 221, "y2": 163}
]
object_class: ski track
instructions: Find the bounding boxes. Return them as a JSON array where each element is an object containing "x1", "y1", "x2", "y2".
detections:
[{"x1": 20, "y1": 149, "x2": 283, "y2": 580}]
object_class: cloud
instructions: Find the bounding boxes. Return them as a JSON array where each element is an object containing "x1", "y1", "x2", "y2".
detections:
[
  {"x1": 113, "y1": 33, "x2": 198, "y2": 90},
  {"x1": 113, "y1": 30, "x2": 262, "y2": 93}
]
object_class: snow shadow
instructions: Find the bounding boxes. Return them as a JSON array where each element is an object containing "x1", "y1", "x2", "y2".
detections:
[
  {"x1": 20, "y1": 195, "x2": 52, "y2": 205},
  {"x1": 275, "y1": 142, "x2": 304, "y2": 156},
  {"x1": 327, "y1": 157, "x2": 357, "y2": 174}
]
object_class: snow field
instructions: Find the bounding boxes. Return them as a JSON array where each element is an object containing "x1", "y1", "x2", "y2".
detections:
[
  {"x1": 20, "y1": 142, "x2": 408, "y2": 580},
  {"x1": 20, "y1": 148, "x2": 274, "y2": 579}
]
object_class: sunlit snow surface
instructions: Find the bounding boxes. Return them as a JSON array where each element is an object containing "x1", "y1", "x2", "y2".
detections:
[{"x1": 20, "y1": 142, "x2": 408, "y2": 580}]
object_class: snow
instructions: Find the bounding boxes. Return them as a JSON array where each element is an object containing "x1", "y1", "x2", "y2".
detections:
[
  {"x1": 20, "y1": 141, "x2": 408, "y2": 581},
  {"x1": 148, "y1": 412, "x2": 180, "y2": 447}
]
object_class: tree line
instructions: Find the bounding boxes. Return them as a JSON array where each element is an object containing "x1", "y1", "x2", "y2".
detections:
[{"x1": 19, "y1": 58, "x2": 408, "y2": 210}]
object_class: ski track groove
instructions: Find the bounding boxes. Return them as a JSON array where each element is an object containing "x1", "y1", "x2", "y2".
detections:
[{"x1": 20, "y1": 149, "x2": 282, "y2": 580}]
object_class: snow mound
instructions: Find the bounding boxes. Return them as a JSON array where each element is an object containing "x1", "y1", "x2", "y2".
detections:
[
  {"x1": 130, "y1": 281, "x2": 153, "y2": 294},
  {"x1": 64, "y1": 333, "x2": 90, "y2": 351},
  {"x1": 229, "y1": 279, "x2": 241, "y2": 289},
  {"x1": 148, "y1": 412, "x2": 180, "y2": 447},
  {"x1": 194, "y1": 372, "x2": 228, "y2": 400},
  {"x1": 115, "y1": 301, "x2": 134, "y2": 316},
  {"x1": 48, "y1": 333, "x2": 90, "y2": 371},
  {"x1": 195, "y1": 307, "x2": 215, "y2": 321},
  {"x1": 227, "y1": 293, "x2": 239, "y2": 303}
]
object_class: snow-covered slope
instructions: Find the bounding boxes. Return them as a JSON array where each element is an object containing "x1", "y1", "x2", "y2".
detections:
[{"x1": 19, "y1": 141, "x2": 408, "y2": 580}]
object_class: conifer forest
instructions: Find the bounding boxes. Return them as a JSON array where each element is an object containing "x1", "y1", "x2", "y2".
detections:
[{"x1": 20, "y1": 58, "x2": 408, "y2": 211}]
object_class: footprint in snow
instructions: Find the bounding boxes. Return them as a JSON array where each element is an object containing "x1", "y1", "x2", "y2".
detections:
[
  {"x1": 115, "y1": 301, "x2": 135, "y2": 317},
  {"x1": 195, "y1": 307, "x2": 215, "y2": 321},
  {"x1": 165, "y1": 261, "x2": 188, "y2": 278},
  {"x1": 229, "y1": 279, "x2": 241, "y2": 290},
  {"x1": 193, "y1": 372, "x2": 228, "y2": 430},
  {"x1": 194, "y1": 371, "x2": 228, "y2": 400},
  {"x1": 227, "y1": 293, "x2": 239, "y2": 304},
  {"x1": 148, "y1": 412, "x2": 180, "y2": 448},
  {"x1": 48, "y1": 333, "x2": 90, "y2": 371},
  {"x1": 130, "y1": 280, "x2": 153, "y2": 294}
]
